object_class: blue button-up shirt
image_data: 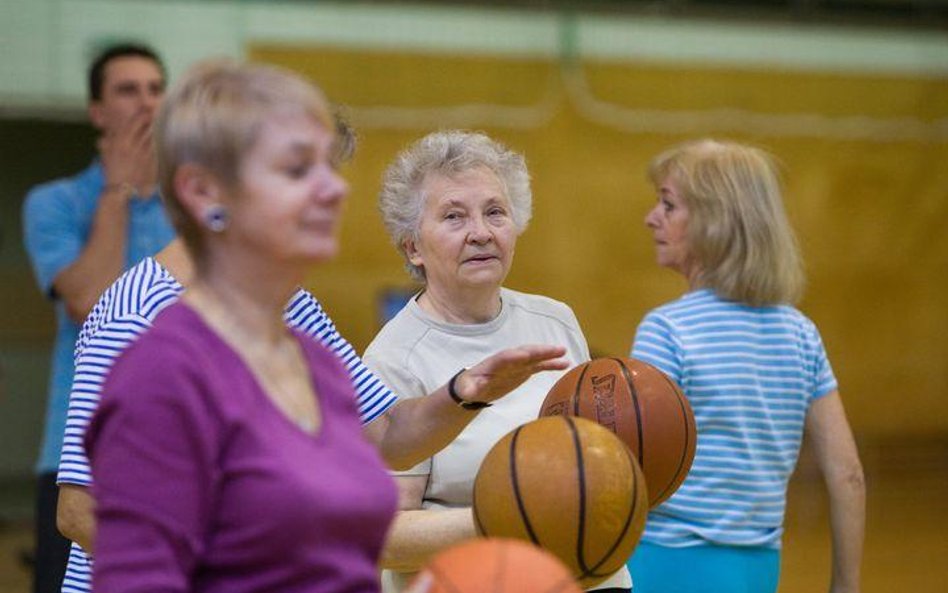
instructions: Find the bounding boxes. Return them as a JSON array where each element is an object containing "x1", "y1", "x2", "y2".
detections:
[{"x1": 22, "y1": 160, "x2": 175, "y2": 473}]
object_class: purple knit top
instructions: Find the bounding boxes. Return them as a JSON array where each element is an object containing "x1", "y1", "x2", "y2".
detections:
[{"x1": 86, "y1": 302, "x2": 397, "y2": 593}]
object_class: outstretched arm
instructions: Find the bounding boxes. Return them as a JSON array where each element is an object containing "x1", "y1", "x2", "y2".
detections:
[
  {"x1": 364, "y1": 344, "x2": 568, "y2": 470},
  {"x1": 805, "y1": 391, "x2": 865, "y2": 593}
]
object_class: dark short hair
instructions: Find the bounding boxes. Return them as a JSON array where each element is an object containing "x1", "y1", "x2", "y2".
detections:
[{"x1": 88, "y1": 42, "x2": 165, "y2": 102}]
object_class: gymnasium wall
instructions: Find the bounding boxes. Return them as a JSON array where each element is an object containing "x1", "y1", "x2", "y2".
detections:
[
  {"x1": 1, "y1": 0, "x2": 946, "y2": 481},
  {"x1": 249, "y1": 44, "x2": 948, "y2": 437}
]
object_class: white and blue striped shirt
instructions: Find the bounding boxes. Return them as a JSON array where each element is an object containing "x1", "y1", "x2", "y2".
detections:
[
  {"x1": 631, "y1": 289, "x2": 836, "y2": 550},
  {"x1": 56, "y1": 257, "x2": 398, "y2": 593}
]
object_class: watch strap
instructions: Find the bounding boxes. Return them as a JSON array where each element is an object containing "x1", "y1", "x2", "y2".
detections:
[{"x1": 447, "y1": 368, "x2": 492, "y2": 410}]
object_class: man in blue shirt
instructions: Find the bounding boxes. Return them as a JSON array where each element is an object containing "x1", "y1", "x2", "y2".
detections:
[{"x1": 21, "y1": 42, "x2": 175, "y2": 593}]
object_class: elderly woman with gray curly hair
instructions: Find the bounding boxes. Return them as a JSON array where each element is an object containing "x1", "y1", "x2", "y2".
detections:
[{"x1": 364, "y1": 130, "x2": 632, "y2": 593}]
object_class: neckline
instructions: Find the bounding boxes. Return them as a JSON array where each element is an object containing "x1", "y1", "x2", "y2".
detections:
[
  {"x1": 173, "y1": 300, "x2": 325, "y2": 439},
  {"x1": 408, "y1": 288, "x2": 510, "y2": 335}
]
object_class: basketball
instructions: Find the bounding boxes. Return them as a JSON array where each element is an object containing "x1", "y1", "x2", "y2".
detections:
[
  {"x1": 472, "y1": 416, "x2": 648, "y2": 588},
  {"x1": 539, "y1": 357, "x2": 697, "y2": 508},
  {"x1": 412, "y1": 537, "x2": 582, "y2": 593}
]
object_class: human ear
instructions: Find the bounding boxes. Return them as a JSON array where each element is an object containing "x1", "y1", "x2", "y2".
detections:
[
  {"x1": 173, "y1": 163, "x2": 225, "y2": 225},
  {"x1": 404, "y1": 237, "x2": 424, "y2": 267},
  {"x1": 88, "y1": 102, "x2": 106, "y2": 131}
]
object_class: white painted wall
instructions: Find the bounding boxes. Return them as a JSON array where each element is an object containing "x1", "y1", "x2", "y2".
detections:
[{"x1": 1, "y1": 0, "x2": 946, "y2": 114}]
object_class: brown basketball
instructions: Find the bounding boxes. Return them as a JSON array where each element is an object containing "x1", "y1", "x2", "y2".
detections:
[
  {"x1": 539, "y1": 357, "x2": 696, "y2": 508},
  {"x1": 412, "y1": 537, "x2": 582, "y2": 593},
  {"x1": 473, "y1": 416, "x2": 648, "y2": 588}
]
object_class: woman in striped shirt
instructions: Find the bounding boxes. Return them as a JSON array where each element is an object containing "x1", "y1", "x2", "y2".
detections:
[{"x1": 626, "y1": 139, "x2": 865, "y2": 593}]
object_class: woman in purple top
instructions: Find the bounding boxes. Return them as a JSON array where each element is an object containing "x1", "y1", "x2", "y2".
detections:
[{"x1": 85, "y1": 61, "x2": 567, "y2": 593}]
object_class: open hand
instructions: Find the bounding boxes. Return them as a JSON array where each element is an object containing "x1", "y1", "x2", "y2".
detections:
[
  {"x1": 98, "y1": 109, "x2": 157, "y2": 195},
  {"x1": 455, "y1": 345, "x2": 569, "y2": 405}
]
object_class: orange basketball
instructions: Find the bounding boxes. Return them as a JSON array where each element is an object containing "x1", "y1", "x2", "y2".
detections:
[
  {"x1": 540, "y1": 357, "x2": 696, "y2": 508},
  {"x1": 473, "y1": 416, "x2": 648, "y2": 588},
  {"x1": 412, "y1": 537, "x2": 582, "y2": 593}
]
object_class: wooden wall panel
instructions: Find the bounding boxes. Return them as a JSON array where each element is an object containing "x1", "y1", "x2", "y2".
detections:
[{"x1": 249, "y1": 44, "x2": 948, "y2": 436}]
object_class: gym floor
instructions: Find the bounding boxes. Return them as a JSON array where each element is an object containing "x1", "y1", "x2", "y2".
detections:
[{"x1": 1, "y1": 437, "x2": 945, "y2": 592}]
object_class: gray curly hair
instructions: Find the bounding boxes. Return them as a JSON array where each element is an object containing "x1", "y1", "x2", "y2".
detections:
[{"x1": 378, "y1": 130, "x2": 532, "y2": 282}]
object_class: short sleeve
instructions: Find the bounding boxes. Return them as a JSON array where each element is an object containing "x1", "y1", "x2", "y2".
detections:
[
  {"x1": 630, "y1": 311, "x2": 683, "y2": 385},
  {"x1": 22, "y1": 184, "x2": 85, "y2": 297},
  {"x1": 86, "y1": 338, "x2": 221, "y2": 593},
  {"x1": 285, "y1": 289, "x2": 399, "y2": 423},
  {"x1": 803, "y1": 318, "x2": 838, "y2": 401},
  {"x1": 57, "y1": 313, "x2": 152, "y2": 486}
]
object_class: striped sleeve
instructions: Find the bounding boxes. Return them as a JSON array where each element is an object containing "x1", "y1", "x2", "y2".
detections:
[
  {"x1": 802, "y1": 317, "x2": 838, "y2": 400},
  {"x1": 57, "y1": 314, "x2": 153, "y2": 486},
  {"x1": 57, "y1": 258, "x2": 181, "y2": 487},
  {"x1": 631, "y1": 311, "x2": 683, "y2": 384},
  {"x1": 74, "y1": 292, "x2": 106, "y2": 361},
  {"x1": 284, "y1": 290, "x2": 398, "y2": 424}
]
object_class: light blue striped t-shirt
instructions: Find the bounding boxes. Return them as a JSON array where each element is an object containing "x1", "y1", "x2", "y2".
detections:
[
  {"x1": 631, "y1": 289, "x2": 836, "y2": 550},
  {"x1": 56, "y1": 257, "x2": 398, "y2": 593}
]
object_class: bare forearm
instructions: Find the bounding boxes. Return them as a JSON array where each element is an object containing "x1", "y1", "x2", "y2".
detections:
[
  {"x1": 827, "y1": 465, "x2": 865, "y2": 593},
  {"x1": 55, "y1": 190, "x2": 129, "y2": 322},
  {"x1": 57, "y1": 484, "x2": 96, "y2": 552},
  {"x1": 380, "y1": 508, "x2": 476, "y2": 572},
  {"x1": 805, "y1": 392, "x2": 865, "y2": 593},
  {"x1": 371, "y1": 349, "x2": 569, "y2": 470},
  {"x1": 374, "y1": 389, "x2": 481, "y2": 470}
]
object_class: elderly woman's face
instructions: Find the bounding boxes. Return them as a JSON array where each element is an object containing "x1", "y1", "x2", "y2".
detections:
[
  {"x1": 408, "y1": 166, "x2": 517, "y2": 295},
  {"x1": 644, "y1": 175, "x2": 692, "y2": 276},
  {"x1": 226, "y1": 112, "x2": 348, "y2": 264}
]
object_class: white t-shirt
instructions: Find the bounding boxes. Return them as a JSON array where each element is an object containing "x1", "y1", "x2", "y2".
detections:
[{"x1": 364, "y1": 287, "x2": 632, "y2": 591}]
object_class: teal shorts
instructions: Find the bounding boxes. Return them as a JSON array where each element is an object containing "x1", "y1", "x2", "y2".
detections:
[{"x1": 627, "y1": 541, "x2": 780, "y2": 593}]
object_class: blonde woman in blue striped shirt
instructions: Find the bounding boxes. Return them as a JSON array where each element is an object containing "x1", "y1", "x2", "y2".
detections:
[{"x1": 627, "y1": 139, "x2": 865, "y2": 593}]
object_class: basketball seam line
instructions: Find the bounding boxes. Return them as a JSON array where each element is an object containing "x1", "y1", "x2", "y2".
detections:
[
  {"x1": 571, "y1": 364, "x2": 589, "y2": 416},
  {"x1": 583, "y1": 444, "x2": 643, "y2": 578},
  {"x1": 567, "y1": 417, "x2": 593, "y2": 579},
  {"x1": 614, "y1": 357, "x2": 645, "y2": 468},
  {"x1": 509, "y1": 425, "x2": 542, "y2": 546},
  {"x1": 428, "y1": 562, "x2": 465, "y2": 593}
]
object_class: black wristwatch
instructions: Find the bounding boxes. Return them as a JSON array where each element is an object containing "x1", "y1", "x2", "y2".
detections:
[{"x1": 447, "y1": 368, "x2": 492, "y2": 410}]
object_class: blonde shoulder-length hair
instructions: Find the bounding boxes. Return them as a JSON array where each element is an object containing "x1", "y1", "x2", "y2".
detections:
[{"x1": 648, "y1": 139, "x2": 804, "y2": 306}]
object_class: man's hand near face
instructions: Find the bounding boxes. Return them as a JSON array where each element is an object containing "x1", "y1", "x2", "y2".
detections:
[{"x1": 99, "y1": 109, "x2": 157, "y2": 196}]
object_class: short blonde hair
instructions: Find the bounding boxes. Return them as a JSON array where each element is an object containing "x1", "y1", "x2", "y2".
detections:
[
  {"x1": 155, "y1": 59, "x2": 333, "y2": 259},
  {"x1": 378, "y1": 130, "x2": 532, "y2": 282},
  {"x1": 648, "y1": 139, "x2": 804, "y2": 306}
]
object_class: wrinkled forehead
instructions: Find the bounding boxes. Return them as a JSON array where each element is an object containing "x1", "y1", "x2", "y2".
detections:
[{"x1": 420, "y1": 165, "x2": 507, "y2": 203}]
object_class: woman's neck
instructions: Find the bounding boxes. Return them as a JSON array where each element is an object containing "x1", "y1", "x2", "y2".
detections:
[
  {"x1": 155, "y1": 238, "x2": 195, "y2": 287},
  {"x1": 416, "y1": 284, "x2": 502, "y2": 325},
  {"x1": 184, "y1": 249, "x2": 300, "y2": 345}
]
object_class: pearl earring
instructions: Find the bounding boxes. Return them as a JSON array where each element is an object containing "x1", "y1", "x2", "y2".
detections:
[{"x1": 204, "y1": 204, "x2": 229, "y2": 232}]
